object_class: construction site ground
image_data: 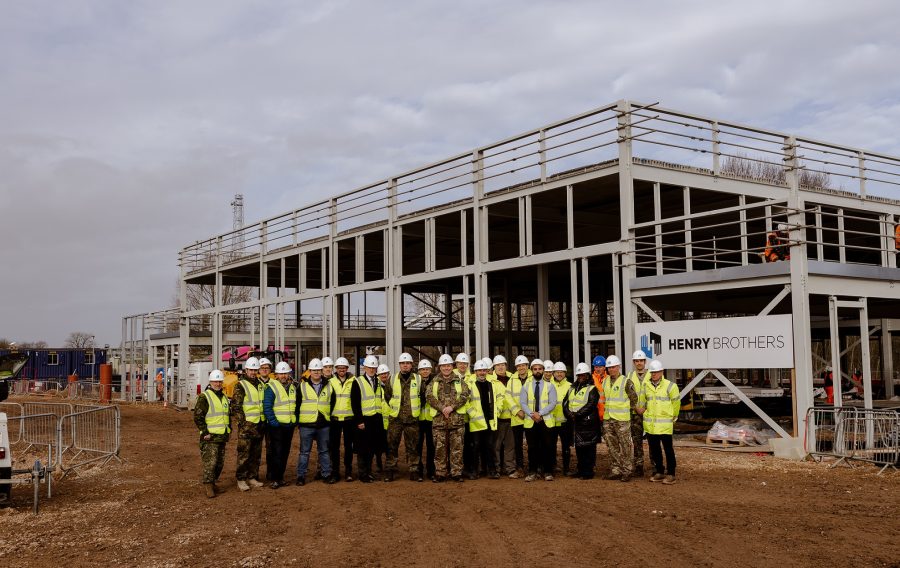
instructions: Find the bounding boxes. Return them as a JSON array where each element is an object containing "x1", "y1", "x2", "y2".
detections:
[{"x1": 1, "y1": 401, "x2": 898, "y2": 568}]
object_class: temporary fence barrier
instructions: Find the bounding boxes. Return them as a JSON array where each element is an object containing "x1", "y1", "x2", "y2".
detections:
[
  {"x1": 58, "y1": 406, "x2": 121, "y2": 473},
  {"x1": 10, "y1": 380, "x2": 66, "y2": 397},
  {"x1": 23, "y1": 402, "x2": 75, "y2": 452},
  {"x1": 805, "y1": 406, "x2": 900, "y2": 474}
]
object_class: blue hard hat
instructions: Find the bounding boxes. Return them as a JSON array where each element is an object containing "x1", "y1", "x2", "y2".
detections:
[{"x1": 592, "y1": 355, "x2": 606, "y2": 367}]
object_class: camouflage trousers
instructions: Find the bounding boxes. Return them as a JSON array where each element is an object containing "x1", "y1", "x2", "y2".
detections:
[
  {"x1": 433, "y1": 426, "x2": 464, "y2": 478},
  {"x1": 235, "y1": 433, "x2": 264, "y2": 481},
  {"x1": 631, "y1": 415, "x2": 644, "y2": 471},
  {"x1": 200, "y1": 441, "x2": 227, "y2": 484},
  {"x1": 605, "y1": 419, "x2": 634, "y2": 476},
  {"x1": 386, "y1": 420, "x2": 420, "y2": 473}
]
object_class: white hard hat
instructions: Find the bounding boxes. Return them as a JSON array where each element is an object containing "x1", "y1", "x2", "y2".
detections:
[
  {"x1": 575, "y1": 362, "x2": 590, "y2": 375},
  {"x1": 473, "y1": 359, "x2": 489, "y2": 371},
  {"x1": 398, "y1": 352, "x2": 414, "y2": 363},
  {"x1": 455, "y1": 353, "x2": 470, "y2": 364},
  {"x1": 335, "y1": 357, "x2": 350, "y2": 367},
  {"x1": 514, "y1": 355, "x2": 529, "y2": 366},
  {"x1": 530, "y1": 358, "x2": 544, "y2": 369},
  {"x1": 308, "y1": 358, "x2": 323, "y2": 371},
  {"x1": 648, "y1": 359, "x2": 664, "y2": 372},
  {"x1": 208, "y1": 370, "x2": 225, "y2": 382},
  {"x1": 376, "y1": 364, "x2": 391, "y2": 376},
  {"x1": 493, "y1": 355, "x2": 507, "y2": 366},
  {"x1": 552, "y1": 362, "x2": 567, "y2": 372},
  {"x1": 632, "y1": 350, "x2": 647, "y2": 361},
  {"x1": 418, "y1": 359, "x2": 432, "y2": 370},
  {"x1": 258, "y1": 358, "x2": 272, "y2": 368},
  {"x1": 481, "y1": 357, "x2": 492, "y2": 369},
  {"x1": 543, "y1": 360, "x2": 554, "y2": 371},
  {"x1": 363, "y1": 355, "x2": 379, "y2": 368},
  {"x1": 605, "y1": 355, "x2": 622, "y2": 368},
  {"x1": 321, "y1": 356, "x2": 334, "y2": 367},
  {"x1": 438, "y1": 354, "x2": 454, "y2": 366},
  {"x1": 244, "y1": 357, "x2": 260, "y2": 370},
  {"x1": 275, "y1": 362, "x2": 292, "y2": 374}
]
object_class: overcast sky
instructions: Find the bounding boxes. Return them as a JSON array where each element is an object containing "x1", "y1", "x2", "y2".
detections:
[{"x1": 1, "y1": 0, "x2": 899, "y2": 346}]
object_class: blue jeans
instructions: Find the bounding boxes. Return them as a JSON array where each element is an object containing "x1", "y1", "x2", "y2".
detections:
[{"x1": 297, "y1": 426, "x2": 331, "y2": 479}]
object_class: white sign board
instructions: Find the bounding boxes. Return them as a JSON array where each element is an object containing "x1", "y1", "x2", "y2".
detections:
[{"x1": 634, "y1": 314, "x2": 794, "y2": 369}]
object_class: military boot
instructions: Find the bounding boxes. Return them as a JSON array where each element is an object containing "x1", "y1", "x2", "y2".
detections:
[
  {"x1": 248, "y1": 478, "x2": 264, "y2": 488},
  {"x1": 204, "y1": 483, "x2": 216, "y2": 498}
]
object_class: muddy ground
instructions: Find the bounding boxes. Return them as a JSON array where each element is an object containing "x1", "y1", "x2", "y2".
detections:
[{"x1": 1, "y1": 401, "x2": 898, "y2": 568}]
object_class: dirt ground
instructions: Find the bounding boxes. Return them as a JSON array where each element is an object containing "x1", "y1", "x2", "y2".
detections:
[{"x1": 1, "y1": 401, "x2": 898, "y2": 568}]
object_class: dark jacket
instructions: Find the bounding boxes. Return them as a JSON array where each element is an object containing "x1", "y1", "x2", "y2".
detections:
[{"x1": 564, "y1": 381, "x2": 601, "y2": 447}]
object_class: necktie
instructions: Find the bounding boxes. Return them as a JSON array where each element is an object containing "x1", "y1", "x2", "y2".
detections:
[{"x1": 534, "y1": 381, "x2": 541, "y2": 414}]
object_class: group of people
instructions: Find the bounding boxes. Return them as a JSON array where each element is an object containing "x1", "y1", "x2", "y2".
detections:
[{"x1": 193, "y1": 350, "x2": 681, "y2": 498}]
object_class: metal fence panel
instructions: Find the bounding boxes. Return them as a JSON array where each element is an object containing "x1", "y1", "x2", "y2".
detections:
[
  {"x1": 58, "y1": 406, "x2": 121, "y2": 472},
  {"x1": 18, "y1": 413, "x2": 60, "y2": 467},
  {"x1": 805, "y1": 406, "x2": 899, "y2": 474}
]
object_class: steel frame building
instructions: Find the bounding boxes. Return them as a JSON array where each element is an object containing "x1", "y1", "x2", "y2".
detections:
[{"x1": 123, "y1": 100, "x2": 900, "y2": 441}]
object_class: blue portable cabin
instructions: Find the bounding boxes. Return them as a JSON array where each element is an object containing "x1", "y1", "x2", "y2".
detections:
[{"x1": 0, "y1": 348, "x2": 108, "y2": 381}]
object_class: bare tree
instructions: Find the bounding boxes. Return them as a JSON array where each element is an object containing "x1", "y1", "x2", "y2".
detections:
[
  {"x1": 171, "y1": 278, "x2": 254, "y2": 332},
  {"x1": 0, "y1": 338, "x2": 10, "y2": 349},
  {"x1": 17, "y1": 340, "x2": 48, "y2": 348},
  {"x1": 720, "y1": 153, "x2": 831, "y2": 189},
  {"x1": 65, "y1": 332, "x2": 95, "y2": 348}
]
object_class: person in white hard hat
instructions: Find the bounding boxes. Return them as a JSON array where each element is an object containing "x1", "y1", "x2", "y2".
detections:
[
  {"x1": 507, "y1": 354, "x2": 532, "y2": 478},
  {"x1": 383, "y1": 353, "x2": 422, "y2": 482},
  {"x1": 628, "y1": 350, "x2": 650, "y2": 477},
  {"x1": 465, "y1": 358, "x2": 496, "y2": 479},
  {"x1": 519, "y1": 358, "x2": 558, "y2": 481},
  {"x1": 564, "y1": 363, "x2": 601, "y2": 479},
  {"x1": 639, "y1": 360, "x2": 680, "y2": 484},
  {"x1": 550, "y1": 361, "x2": 574, "y2": 476},
  {"x1": 233, "y1": 357, "x2": 266, "y2": 492},
  {"x1": 416, "y1": 359, "x2": 436, "y2": 480},
  {"x1": 601, "y1": 355, "x2": 637, "y2": 482},
  {"x1": 455, "y1": 353, "x2": 472, "y2": 379},
  {"x1": 321, "y1": 356, "x2": 335, "y2": 381},
  {"x1": 295, "y1": 358, "x2": 334, "y2": 486},
  {"x1": 426, "y1": 354, "x2": 470, "y2": 482},
  {"x1": 258, "y1": 358, "x2": 273, "y2": 384},
  {"x1": 353, "y1": 355, "x2": 383, "y2": 483},
  {"x1": 328, "y1": 356, "x2": 357, "y2": 482},
  {"x1": 262, "y1": 362, "x2": 297, "y2": 488},
  {"x1": 374, "y1": 364, "x2": 392, "y2": 478},
  {"x1": 194, "y1": 369, "x2": 231, "y2": 498},
  {"x1": 488, "y1": 354, "x2": 519, "y2": 477}
]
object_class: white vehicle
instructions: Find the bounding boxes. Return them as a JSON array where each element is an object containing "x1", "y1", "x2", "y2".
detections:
[{"x1": 1, "y1": 353, "x2": 28, "y2": 504}]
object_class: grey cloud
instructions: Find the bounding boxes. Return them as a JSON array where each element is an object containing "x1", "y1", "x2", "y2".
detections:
[{"x1": 1, "y1": 0, "x2": 899, "y2": 344}]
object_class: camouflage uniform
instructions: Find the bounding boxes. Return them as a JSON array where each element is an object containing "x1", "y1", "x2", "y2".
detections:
[
  {"x1": 193, "y1": 390, "x2": 231, "y2": 484},
  {"x1": 232, "y1": 379, "x2": 266, "y2": 482},
  {"x1": 629, "y1": 371, "x2": 649, "y2": 474},
  {"x1": 606, "y1": 378, "x2": 639, "y2": 477},
  {"x1": 605, "y1": 419, "x2": 634, "y2": 477},
  {"x1": 384, "y1": 373, "x2": 420, "y2": 475},
  {"x1": 426, "y1": 374, "x2": 470, "y2": 478}
]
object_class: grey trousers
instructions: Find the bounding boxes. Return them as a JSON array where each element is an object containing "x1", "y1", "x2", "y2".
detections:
[{"x1": 493, "y1": 418, "x2": 515, "y2": 474}]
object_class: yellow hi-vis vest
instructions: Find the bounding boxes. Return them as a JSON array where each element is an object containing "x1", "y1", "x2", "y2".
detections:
[
  {"x1": 603, "y1": 375, "x2": 632, "y2": 422},
  {"x1": 270, "y1": 380, "x2": 297, "y2": 424},
  {"x1": 568, "y1": 384, "x2": 595, "y2": 413},
  {"x1": 488, "y1": 373, "x2": 518, "y2": 420},
  {"x1": 552, "y1": 379, "x2": 571, "y2": 424},
  {"x1": 508, "y1": 374, "x2": 529, "y2": 426},
  {"x1": 466, "y1": 378, "x2": 492, "y2": 432},
  {"x1": 298, "y1": 381, "x2": 332, "y2": 424},
  {"x1": 640, "y1": 376, "x2": 681, "y2": 435},
  {"x1": 329, "y1": 376, "x2": 355, "y2": 421},
  {"x1": 628, "y1": 370, "x2": 649, "y2": 396},
  {"x1": 429, "y1": 379, "x2": 468, "y2": 419},
  {"x1": 418, "y1": 378, "x2": 434, "y2": 422},
  {"x1": 388, "y1": 373, "x2": 421, "y2": 419},
  {"x1": 522, "y1": 378, "x2": 557, "y2": 429},
  {"x1": 238, "y1": 379, "x2": 265, "y2": 424},
  {"x1": 203, "y1": 390, "x2": 230, "y2": 435},
  {"x1": 355, "y1": 375, "x2": 382, "y2": 417}
]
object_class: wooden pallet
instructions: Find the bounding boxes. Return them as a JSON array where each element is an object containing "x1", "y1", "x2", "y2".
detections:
[{"x1": 706, "y1": 435, "x2": 748, "y2": 447}]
